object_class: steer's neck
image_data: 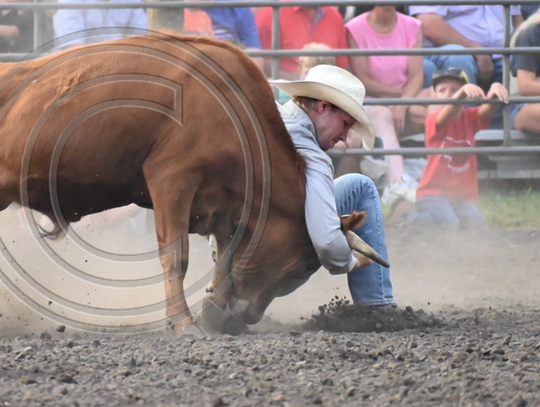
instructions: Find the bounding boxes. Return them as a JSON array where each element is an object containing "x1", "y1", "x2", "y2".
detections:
[{"x1": 0, "y1": 62, "x2": 23, "y2": 106}]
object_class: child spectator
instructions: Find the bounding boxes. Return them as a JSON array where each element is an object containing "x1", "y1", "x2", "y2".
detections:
[
  {"x1": 405, "y1": 69, "x2": 508, "y2": 229},
  {"x1": 0, "y1": 0, "x2": 33, "y2": 53},
  {"x1": 275, "y1": 43, "x2": 336, "y2": 103},
  {"x1": 298, "y1": 42, "x2": 336, "y2": 80}
]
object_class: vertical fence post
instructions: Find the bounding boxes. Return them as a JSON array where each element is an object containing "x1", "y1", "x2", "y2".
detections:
[
  {"x1": 33, "y1": 0, "x2": 41, "y2": 51},
  {"x1": 148, "y1": 0, "x2": 184, "y2": 33},
  {"x1": 271, "y1": 5, "x2": 279, "y2": 80},
  {"x1": 502, "y1": 3, "x2": 512, "y2": 146}
]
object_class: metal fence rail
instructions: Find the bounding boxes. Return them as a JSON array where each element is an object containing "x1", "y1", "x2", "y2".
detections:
[{"x1": 1, "y1": 0, "x2": 539, "y2": 162}]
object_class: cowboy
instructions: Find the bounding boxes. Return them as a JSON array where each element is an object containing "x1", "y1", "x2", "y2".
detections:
[{"x1": 270, "y1": 65, "x2": 396, "y2": 307}]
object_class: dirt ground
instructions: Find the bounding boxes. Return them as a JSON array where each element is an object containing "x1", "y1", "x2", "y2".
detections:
[{"x1": 1, "y1": 207, "x2": 540, "y2": 406}]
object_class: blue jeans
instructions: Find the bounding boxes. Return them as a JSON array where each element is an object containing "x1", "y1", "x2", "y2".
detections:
[
  {"x1": 422, "y1": 44, "x2": 503, "y2": 88},
  {"x1": 334, "y1": 174, "x2": 395, "y2": 305},
  {"x1": 408, "y1": 195, "x2": 485, "y2": 230}
]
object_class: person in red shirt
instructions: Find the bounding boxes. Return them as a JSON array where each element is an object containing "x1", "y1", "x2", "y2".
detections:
[
  {"x1": 183, "y1": 9, "x2": 214, "y2": 38},
  {"x1": 406, "y1": 69, "x2": 508, "y2": 229},
  {"x1": 256, "y1": 2, "x2": 348, "y2": 79}
]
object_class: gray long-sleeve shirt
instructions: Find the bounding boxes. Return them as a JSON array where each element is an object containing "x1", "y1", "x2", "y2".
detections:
[{"x1": 278, "y1": 100, "x2": 356, "y2": 275}]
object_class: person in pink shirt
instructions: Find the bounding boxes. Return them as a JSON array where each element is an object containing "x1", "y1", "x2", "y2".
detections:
[{"x1": 344, "y1": 6, "x2": 430, "y2": 211}]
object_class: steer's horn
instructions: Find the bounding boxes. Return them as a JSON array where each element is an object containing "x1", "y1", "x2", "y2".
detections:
[{"x1": 344, "y1": 230, "x2": 390, "y2": 268}]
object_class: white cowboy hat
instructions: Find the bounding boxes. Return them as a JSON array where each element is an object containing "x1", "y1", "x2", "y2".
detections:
[{"x1": 269, "y1": 65, "x2": 376, "y2": 150}]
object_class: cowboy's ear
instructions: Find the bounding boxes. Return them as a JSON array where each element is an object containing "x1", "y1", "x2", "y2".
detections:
[{"x1": 318, "y1": 100, "x2": 333, "y2": 113}]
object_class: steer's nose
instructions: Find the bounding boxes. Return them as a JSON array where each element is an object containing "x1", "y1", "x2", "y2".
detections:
[
  {"x1": 202, "y1": 295, "x2": 262, "y2": 333},
  {"x1": 230, "y1": 297, "x2": 264, "y2": 324}
]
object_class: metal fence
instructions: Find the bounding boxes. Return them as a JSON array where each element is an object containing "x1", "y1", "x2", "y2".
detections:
[{"x1": 2, "y1": 0, "x2": 540, "y2": 160}]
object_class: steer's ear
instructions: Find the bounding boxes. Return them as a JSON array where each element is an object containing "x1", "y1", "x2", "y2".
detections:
[{"x1": 340, "y1": 211, "x2": 366, "y2": 232}]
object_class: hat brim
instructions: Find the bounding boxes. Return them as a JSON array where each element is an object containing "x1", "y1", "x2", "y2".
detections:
[{"x1": 270, "y1": 79, "x2": 376, "y2": 151}]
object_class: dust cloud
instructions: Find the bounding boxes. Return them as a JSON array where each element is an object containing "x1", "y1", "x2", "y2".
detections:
[{"x1": 0, "y1": 204, "x2": 538, "y2": 338}]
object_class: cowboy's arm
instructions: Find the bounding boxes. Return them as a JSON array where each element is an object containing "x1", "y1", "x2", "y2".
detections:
[{"x1": 303, "y1": 152, "x2": 357, "y2": 275}]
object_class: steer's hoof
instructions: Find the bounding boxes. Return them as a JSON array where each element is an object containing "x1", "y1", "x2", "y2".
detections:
[
  {"x1": 201, "y1": 296, "x2": 249, "y2": 335},
  {"x1": 175, "y1": 324, "x2": 206, "y2": 340}
]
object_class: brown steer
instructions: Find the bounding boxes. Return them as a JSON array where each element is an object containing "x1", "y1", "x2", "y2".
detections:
[{"x1": 0, "y1": 33, "x2": 386, "y2": 331}]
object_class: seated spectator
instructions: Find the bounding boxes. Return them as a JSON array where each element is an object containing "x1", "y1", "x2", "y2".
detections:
[
  {"x1": 0, "y1": 0, "x2": 34, "y2": 53},
  {"x1": 509, "y1": 9, "x2": 540, "y2": 135},
  {"x1": 345, "y1": 6, "x2": 430, "y2": 208},
  {"x1": 147, "y1": 0, "x2": 213, "y2": 38},
  {"x1": 408, "y1": 5, "x2": 523, "y2": 90},
  {"x1": 204, "y1": 0, "x2": 263, "y2": 69},
  {"x1": 183, "y1": 8, "x2": 214, "y2": 38},
  {"x1": 53, "y1": 0, "x2": 147, "y2": 48},
  {"x1": 256, "y1": 0, "x2": 348, "y2": 80},
  {"x1": 405, "y1": 70, "x2": 508, "y2": 229},
  {"x1": 521, "y1": 4, "x2": 539, "y2": 20}
]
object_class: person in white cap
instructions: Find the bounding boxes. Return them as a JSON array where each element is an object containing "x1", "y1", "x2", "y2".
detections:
[{"x1": 270, "y1": 65, "x2": 396, "y2": 307}]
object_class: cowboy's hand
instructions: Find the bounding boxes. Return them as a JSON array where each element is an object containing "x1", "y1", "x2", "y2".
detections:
[
  {"x1": 487, "y1": 82, "x2": 509, "y2": 103},
  {"x1": 353, "y1": 251, "x2": 373, "y2": 269}
]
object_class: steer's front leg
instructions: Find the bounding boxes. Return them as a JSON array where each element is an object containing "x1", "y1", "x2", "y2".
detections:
[{"x1": 159, "y1": 233, "x2": 192, "y2": 329}]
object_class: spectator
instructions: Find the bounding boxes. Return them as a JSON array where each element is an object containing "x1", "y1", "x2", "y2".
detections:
[
  {"x1": 521, "y1": 4, "x2": 539, "y2": 20},
  {"x1": 204, "y1": 0, "x2": 263, "y2": 69},
  {"x1": 276, "y1": 42, "x2": 336, "y2": 103},
  {"x1": 148, "y1": 0, "x2": 214, "y2": 37},
  {"x1": 183, "y1": 7, "x2": 214, "y2": 38},
  {"x1": 256, "y1": 0, "x2": 348, "y2": 80},
  {"x1": 509, "y1": 8, "x2": 540, "y2": 135},
  {"x1": 53, "y1": 0, "x2": 147, "y2": 48},
  {"x1": 298, "y1": 42, "x2": 336, "y2": 80},
  {"x1": 408, "y1": 5, "x2": 523, "y2": 90},
  {"x1": 405, "y1": 69, "x2": 508, "y2": 230},
  {"x1": 0, "y1": 0, "x2": 34, "y2": 53},
  {"x1": 345, "y1": 6, "x2": 430, "y2": 209}
]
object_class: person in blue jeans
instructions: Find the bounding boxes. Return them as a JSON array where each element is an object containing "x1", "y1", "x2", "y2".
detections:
[
  {"x1": 408, "y1": 5, "x2": 523, "y2": 89},
  {"x1": 270, "y1": 65, "x2": 395, "y2": 306}
]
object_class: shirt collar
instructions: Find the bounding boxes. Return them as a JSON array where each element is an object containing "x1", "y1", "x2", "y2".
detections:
[
  {"x1": 283, "y1": 100, "x2": 316, "y2": 135},
  {"x1": 289, "y1": 3, "x2": 325, "y2": 16}
]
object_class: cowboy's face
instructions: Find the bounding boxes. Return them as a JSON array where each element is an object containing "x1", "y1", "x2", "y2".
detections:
[{"x1": 309, "y1": 101, "x2": 356, "y2": 151}]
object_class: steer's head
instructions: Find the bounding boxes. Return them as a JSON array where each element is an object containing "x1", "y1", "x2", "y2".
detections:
[{"x1": 201, "y1": 211, "x2": 388, "y2": 333}]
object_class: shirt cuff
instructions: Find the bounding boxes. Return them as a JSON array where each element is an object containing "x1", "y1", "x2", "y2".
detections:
[{"x1": 328, "y1": 255, "x2": 357, "y2": 275}]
